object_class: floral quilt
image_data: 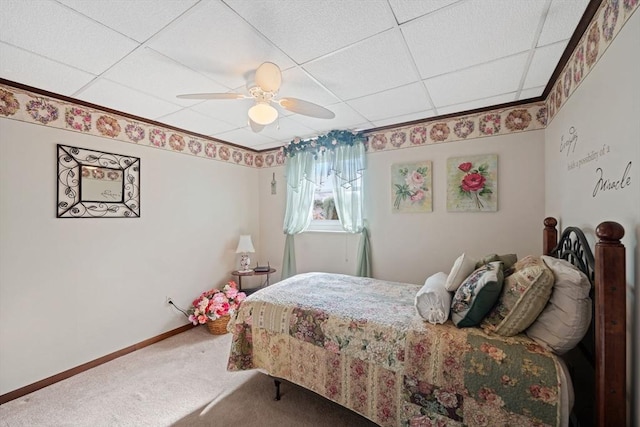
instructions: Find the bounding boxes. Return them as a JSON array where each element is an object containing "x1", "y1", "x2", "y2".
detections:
[{"x1": 227, "y1": 273, "x2": 566, "y2": 427}]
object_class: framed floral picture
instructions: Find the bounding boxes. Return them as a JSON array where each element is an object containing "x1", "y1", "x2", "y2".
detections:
[
  {"x1": 447, "y1": 154, "x2": 497, "y2": 212},
  {"x1": 391, "y1": 161, "x2": 432, "y2": 213}
]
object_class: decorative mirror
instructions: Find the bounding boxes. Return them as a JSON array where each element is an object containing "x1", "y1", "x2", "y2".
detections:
[{"x1": 57, "y1": 144, "x2": 140, "y2": 218}]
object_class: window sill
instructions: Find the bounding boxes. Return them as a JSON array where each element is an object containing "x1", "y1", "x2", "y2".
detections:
[{"x1": 305, "y1": 220, "x2": 345, "y2": 233}]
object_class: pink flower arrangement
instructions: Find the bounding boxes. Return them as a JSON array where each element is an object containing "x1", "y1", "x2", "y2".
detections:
[{"x1": 188, "y1": 281, "x2": 246, "y2": 325}]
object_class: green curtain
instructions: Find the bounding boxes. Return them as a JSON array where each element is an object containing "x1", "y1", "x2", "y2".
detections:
[
  {"x1": 331, "y1": 143, "x2": 365, "y2": 233},
  {"x1": 356, "y1": 227, "x2": 372, "y2": 278},
  {"x1": 281, "y1": 234, "x2": 297, "y2": 280},
  {"x1": 330, "y1": 143, "x2": 371, "y2": 277},
  {"x1": 281, "y1": 151, "x2": 316, "y2": 280}
]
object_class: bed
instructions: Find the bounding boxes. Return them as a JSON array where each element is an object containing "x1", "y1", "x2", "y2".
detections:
[{"x1": 227, "y1": 218, "x2": 627, "y2": 427}]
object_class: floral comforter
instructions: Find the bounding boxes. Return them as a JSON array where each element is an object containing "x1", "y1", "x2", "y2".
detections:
[{"x1": 227, "y1": 273, "x2": 566, "y2": 427}]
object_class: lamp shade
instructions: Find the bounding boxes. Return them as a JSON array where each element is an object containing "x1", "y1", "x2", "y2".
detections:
[
  {"x1": 235, "y1": 235, "x2": 255, "y2": 253},
  {"x1": 248, "y1": 102, "x2": 278, "y2": 125}
]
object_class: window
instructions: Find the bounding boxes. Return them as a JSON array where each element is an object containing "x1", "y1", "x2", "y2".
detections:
[
  {"x1": 306, "y1": 166, "x2": 344, "y2": 232},
  {"x1": 281, "y1": 131, "x2": 370, "y2": 278}
]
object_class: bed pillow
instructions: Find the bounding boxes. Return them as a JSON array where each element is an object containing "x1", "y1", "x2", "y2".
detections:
[
  {"x1": 482, "y1": 255, "x2": 554, "y2": 336},
  {"x1": 451, "y1": 262, "x2": 504, "y2": 328},
  {"x1": 444, "y1": 253, "x2": 476, "y2": 292},
  {"x1": 415, "y1": 272, "x2": 451, "y2": 324},
  {"x1": 475, "y1": 253, "x2": 518, "y2": 271},
  {"x1": 526, "y1": 256, "x2": 592, "y2": 354}
]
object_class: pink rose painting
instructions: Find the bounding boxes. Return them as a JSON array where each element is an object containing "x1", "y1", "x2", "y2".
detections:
[
  {"x1": 447, "y1": 154, "x2": 497, "y2": 212},
  {"x1": 391, "y1": 161, "x2": 432, "y2": 213}
]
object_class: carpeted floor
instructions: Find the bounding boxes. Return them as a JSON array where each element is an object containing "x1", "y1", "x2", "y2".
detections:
[{"x1": 0, "y1": 327, "x2": 378, "y2": 426}]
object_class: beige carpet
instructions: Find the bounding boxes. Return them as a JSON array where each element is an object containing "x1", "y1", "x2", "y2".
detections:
[{"x1": 0, "y1": 327, "x2": 378, "y2": 426}]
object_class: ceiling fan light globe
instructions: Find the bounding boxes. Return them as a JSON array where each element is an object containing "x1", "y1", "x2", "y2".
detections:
[{"x1": 248, "y1": 102, "x2": 278, "y2": 125}]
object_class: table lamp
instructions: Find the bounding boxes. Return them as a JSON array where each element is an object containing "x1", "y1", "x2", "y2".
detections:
[{"x1": 235, "y1": 235, "x2": 255, "y2": 273}]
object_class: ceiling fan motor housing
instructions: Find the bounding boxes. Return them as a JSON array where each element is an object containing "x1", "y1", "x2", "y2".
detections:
[{"x1": 248, "y1": 86, "x2": 276, "y2": 103}]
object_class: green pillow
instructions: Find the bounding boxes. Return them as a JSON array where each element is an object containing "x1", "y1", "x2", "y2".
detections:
[
  {"x1": 451, "y1": 262, "x2": 504, "y2": 328},
  {"x1": 475, "y1": 253, "x2": 517, "y2": 271}
]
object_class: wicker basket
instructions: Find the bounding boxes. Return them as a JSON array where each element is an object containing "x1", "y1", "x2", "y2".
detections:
[{"x1": 206, "y1": 315, "x2": 230, "y2": 335}]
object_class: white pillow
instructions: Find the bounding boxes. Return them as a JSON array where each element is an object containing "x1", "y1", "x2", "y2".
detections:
[
  {"x1": 444, "y1": 253, "x2": 476, "y2": 292},
  {"x1": 525, "y1": 255, "x2": 592, "y2": 354},
  {"x1": 415, "y1": 272, "x2": 450, "y2": 324}
]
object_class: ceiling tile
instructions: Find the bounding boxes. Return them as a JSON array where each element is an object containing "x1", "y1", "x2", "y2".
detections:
[
  {"x1": 518, "y1": 86, "x2": 545, "y2": 100},
  {"x1": 347, "y1": 82, "x2": 432, "y2": 121},
  {"x1": 224, "y1": 0, "x2": 396, "y2": 64},
  {"x1": 57, "y1": 0, "x2": 198, "y2": 43},
  {"x1": 0, "y1": 42, "x2": 96, "y2": 96},
  {"x1": 0, "y1": 0, "x2": 138, "y2": 75},
  {"x1": 255, "y1": 116, "x2": 317, "y2": 143},
  {"x1": 370, "y1": 110, "x2": 436, "y2": 128},
  {"x1": 277, "y1": 67, "x2": 341, "y2": 108},
  {"x1": 156, "y1": 108, "x2": 238, "y2": 136},
  {"x1": 290, "y1": 102, "x2": 368, "y2": 133},
  {"x1": 213, "y1": 128, "x2": 279, "y2": 149},
  {"x1": 426, "y1": 53, "x2": 528, "y2": 107},
  {"x1": 436, "y1": 92, "x2": 517, "y2": 116},
  {"x1": 250, "y1": 141, "x2": 289, "y2": 151},
  {"x1": 402, "y1": 0, "x2": 546, "y2": 79},
  {"x1": 102, "y1": 47, "x2": 232, "y2": 107},
  {"x1": 146, "y1": 1, "x2": 295, "y2": 89},
  {"x1": 388, "y1": 0, "x2": 460, "y2": 24},
  {"x1": 523, "y1": 42, "x2": 567, "y2": 89},
  {"x1": 75, "y1": 79, "x2": 182, "y2": 120},
  {"x1": 191, "y1": 98, "x2": 257, "y2": 128},
  {"x1": 537, "y1": 0, "x2": 590, "y2": 47},
  {"x1": 303, "y1": 29, "x2": 418, "y2": 100}
]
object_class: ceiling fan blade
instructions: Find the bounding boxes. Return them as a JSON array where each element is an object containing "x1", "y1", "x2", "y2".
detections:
[
  {"x1": 248, "y1": 118, "x2": 265, "y2": 133},
  {"x1": 176, "y1": 93, "x2": 246, "y2": 100},
  {"x1": 278, "y1": 98, "x2": 335, "y2": 119},
  {"x1": 255, "y1": 62, "x2": 282, "y2": 92}
]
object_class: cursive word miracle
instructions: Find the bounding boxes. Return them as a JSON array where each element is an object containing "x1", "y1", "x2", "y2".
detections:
[
  {"x1": 560, "y1": 126, "x2": 578, "y2": 156},
  {"x1": 593, "y1": 161, "x2": 632, "y2": 197}
]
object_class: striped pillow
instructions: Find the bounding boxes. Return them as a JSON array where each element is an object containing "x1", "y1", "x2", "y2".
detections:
[{"x1": 482, "y1": 256, "x2": 554, "y2": 336}]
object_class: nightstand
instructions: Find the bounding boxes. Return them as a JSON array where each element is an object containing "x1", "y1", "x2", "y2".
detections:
[{"x1": 231, "y1": 268, "x2": 276, "y2": 293}]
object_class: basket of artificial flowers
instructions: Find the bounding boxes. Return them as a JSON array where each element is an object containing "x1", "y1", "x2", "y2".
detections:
[{"x1": 188, "y1": 281, "x2": 246, "y2": 335}]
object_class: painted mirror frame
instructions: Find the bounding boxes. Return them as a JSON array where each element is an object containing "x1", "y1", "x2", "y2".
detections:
[{"x1": 57, "y1": 144, "x2": 140, "y2": 218}]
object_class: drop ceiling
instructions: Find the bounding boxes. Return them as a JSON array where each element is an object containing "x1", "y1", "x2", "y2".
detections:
[{"x1": 0, "y1": 0, "x2": 590, "y2": 151}]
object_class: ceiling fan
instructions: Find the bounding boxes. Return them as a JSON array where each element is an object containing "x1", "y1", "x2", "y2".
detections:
[{"x1": 177, "y1": 62, "x2": 335, "y2": 132}]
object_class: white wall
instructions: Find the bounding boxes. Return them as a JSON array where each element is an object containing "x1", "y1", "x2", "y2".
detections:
[
  {"x1": 0, "y1": 119, "x2": 260, "y2": 395},
  {"x1": 259, "y1": 130, "x2": 546, "y2": 286},
  {"x1": 544, "y1": 10, "x2": 639, "y2": 424}
]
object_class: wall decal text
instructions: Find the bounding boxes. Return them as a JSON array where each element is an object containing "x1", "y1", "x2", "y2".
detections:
[
  {"x1": 592, "y1": 161, "x2": 632, "y2": 198},
  {"x1": 568, "y1": 143, "x2": 611, "y2": 171},
  {"x1": 560, "y1": 126, "x2": 578, "y2": 156}
]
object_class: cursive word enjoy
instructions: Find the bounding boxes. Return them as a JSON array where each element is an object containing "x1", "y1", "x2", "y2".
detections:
[
  {"x1": 560, "y1": 126, "x2": 578, "y2": 156},
  {"x1": 592, "y1": 161, "x2": 632, "y2": 197}
]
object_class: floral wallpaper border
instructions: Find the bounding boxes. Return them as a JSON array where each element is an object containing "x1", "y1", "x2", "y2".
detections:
[
  {"x1": 364, "y1": 104, "x2": 546, "y2": 154},
  {"x1": 0, "y1": 0, "x2": 636, "y2": 168},
  {"x1": 546, "y1": 0, "x2": 638, "y2": 123},
  {"x1": 0, "y1": 85, "x2": 285, "y2": 169}
]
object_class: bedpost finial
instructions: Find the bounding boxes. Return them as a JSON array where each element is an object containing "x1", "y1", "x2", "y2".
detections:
[
  {"x1": 544, "y1": 217, "x2": 557, "y2": 227},
  {"x1": 596, "y1": 221, "x2": 624, "y2": 242}
]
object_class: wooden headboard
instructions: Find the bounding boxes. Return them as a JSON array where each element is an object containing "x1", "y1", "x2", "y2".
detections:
[{"x1": 543, "y1": 217, "x2": 627, "y2": 427}]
